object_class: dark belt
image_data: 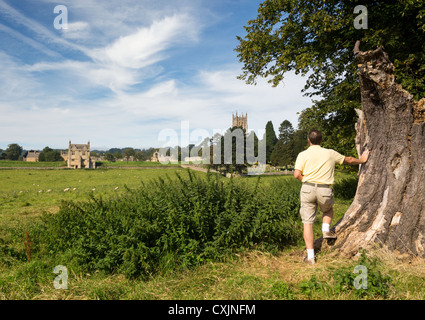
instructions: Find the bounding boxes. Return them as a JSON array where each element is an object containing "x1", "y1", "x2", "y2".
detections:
[{"x1": 303, "y1": 182, "x2": 331, "y2": 188}]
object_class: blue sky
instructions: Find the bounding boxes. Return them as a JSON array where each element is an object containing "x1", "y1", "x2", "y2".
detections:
[{"x1": 0, "y1": 0, "x2": 312, "y2": 151}]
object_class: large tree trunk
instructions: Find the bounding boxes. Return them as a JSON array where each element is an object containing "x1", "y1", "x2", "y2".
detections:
[{"x1": 315, "y1": 44, "x2": 425, "y2": 258}]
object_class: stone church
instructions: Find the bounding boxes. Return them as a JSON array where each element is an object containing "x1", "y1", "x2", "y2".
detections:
[
  {"x1": 232, "y1": 112, "x2": 248, "y2": 132},
  {"x1": 61, "y1": 141, "x2": 96, "y2": 169}
]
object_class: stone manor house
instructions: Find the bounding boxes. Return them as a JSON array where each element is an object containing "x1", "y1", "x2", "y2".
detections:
[
  {"x1": 61, "y1": 141, "x2": 96, "y2": 169},
  {"x1": 23, "y1": 150, "x2": 40, "y2": 162}
]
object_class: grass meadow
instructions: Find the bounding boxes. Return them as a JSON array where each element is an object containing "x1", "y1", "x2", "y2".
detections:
[
  {"x1": 0, "y1": 164, "x2": 424, "y2": 300},
  {"x1": 0, "y1": 160, "x2": 67, "y2": 168}
]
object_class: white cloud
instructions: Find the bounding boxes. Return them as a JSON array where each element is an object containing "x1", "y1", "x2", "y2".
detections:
[
  {"x1": 24, "y1": 13, "x2": 199, "y2": 93},
  {"x1": 0, "y1": 52, "x2": 42, "y2": 100},
  {"x1": 88, "y1": 14, "x2": 198, "y2": 70},
  {"x1": 103, "y1": 67, "x2": 311, "y2": 138},
  {"x1": 61, "y1": 21, "x2": 91, "y2": 40},
  {"x1": 0, "y1": 0, "x2": 86, "y2": 54}
]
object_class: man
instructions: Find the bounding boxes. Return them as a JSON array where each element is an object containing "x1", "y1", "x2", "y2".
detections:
[{"x1": 293, "y1": 130, "x2": 369, "y2": 264}]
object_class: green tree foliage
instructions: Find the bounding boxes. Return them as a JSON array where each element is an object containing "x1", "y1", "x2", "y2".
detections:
[
  {"x1": 114, "y1": 152, "x2": 123, "y2": 160},
  {"x1": 278, "y1": 120, "x2": 295, "y2": 143},
  {"x1": 5, "y1": 144, "x2": 23, "y2": 160},
  {"x1": 137, "y1": 148, "x2": 157, "y2": 161},
  {"x1": 297, "y1": 87, "x2": 359, "y2": 156},
  {"x1": 245, "y1": 130, "x2": 259, "y2": 165},
  {"x1": 216, "y1": 126, "x2": 248, "y2": 174},
  {"x1": 291, "y1": 129, "x2": 308, "y2": 156},
  {"x1": 271, "y1": 120, "x2": 295, "y2": 167},
  {"x1": 134, "y1": 151, "x2": 144, "y2": 161},
  {"x1": 99, "y1": 148, "x2": 156, "y2": 162},
  {"x1": 235, "y1": 0, "x2": 425, "y2": 156},
  {"x1": 38, "y1": 147, "x2": 63, "y2": 162},
  {"x1": 104, "y1": 152, "x2": 116, "y2": 162},
  {"x1": 206, "y1": 127, "x2": 264, "y2": 173},
  {"x1": 123, "y1": 148, "x2": 135, "y2": 163},
  {"x1": 264, "y1": 121, "x2": 277, "y2": 163},
  {"x1": 270, "y1": 139, "x2": 293, "y2": 167}
]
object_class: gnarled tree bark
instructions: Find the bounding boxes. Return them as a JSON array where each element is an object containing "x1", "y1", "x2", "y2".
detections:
[{"x1": 315, "y1": 43, "x2": 425, "y2": 258}]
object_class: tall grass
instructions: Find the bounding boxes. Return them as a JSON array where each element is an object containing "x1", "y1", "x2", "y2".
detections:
[{"x1": 37, "y1": 170, "x2": 303, "y2": 279}]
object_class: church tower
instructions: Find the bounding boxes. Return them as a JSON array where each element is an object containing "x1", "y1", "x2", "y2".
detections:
[{"x1": 232, "y1": 112, "x2": 248, "y2": 132}]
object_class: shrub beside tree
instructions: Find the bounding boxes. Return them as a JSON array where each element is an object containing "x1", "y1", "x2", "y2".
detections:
[{"x1": 38, "y1": 147, "x2": 63, "y2": 162}]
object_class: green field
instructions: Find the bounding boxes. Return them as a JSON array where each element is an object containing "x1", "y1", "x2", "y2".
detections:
[
  {"x1": 0, "y1": 167, "x2": 195, "y2": 234},
  {"x1": 0, "y1": 160, "x2": 179, "y2": 168},
  {"x1": 0, "y1": 166, "x2": 424, "y2": 300},
  {"x1": 0, "y1": 160, "x2": 67, "y2": 168},
  {"x1": 98, "y1": 160, "x2": 180, "y2": 167}
]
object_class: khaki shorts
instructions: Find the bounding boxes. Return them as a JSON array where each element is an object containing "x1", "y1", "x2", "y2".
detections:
[{"x1": 300, "y1": 182, "x2": 334, "y2": 224}]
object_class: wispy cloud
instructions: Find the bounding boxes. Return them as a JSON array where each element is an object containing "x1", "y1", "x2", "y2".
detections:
[
  {"x1": 88, "y1": 14, "x2": 198, "y2": 69},
  {"x1": 61, "y1": 21, "x2": 91, "y2": 40},
  {"x1": 24, "y1": 13, "x2": 199, "y2": 93},
  {"x1": 0, "y1": 0, "x2": 87, "y2": 54},
  {"x1": 0, "y1": 23, "x2": 61, "y2": 58},
  {"x1": 107, "y1": 67, "x2": 311, "y2": 133},
  {"x1": 0, "y1": 52, "x2": 42, "y2": 100}
]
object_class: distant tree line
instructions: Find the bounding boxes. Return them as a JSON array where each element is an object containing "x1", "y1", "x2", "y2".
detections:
[
  {"x1": 99, "y1": 147, "x2": 157, "y2": 163},
  {"x1": 0, "y1": 144, "x2": 159, "y2": 163},
  {"x1": 0, "y1": 144, "x2": 65, "y2": 162}
]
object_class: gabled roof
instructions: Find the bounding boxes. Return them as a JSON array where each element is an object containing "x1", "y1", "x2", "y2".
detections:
[{"x1": 70, "y1": 144, "x2": 89, "y2": 150}]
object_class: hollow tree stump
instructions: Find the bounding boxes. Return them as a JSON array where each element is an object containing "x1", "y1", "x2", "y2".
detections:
[{"x1": 315, "y1": 43, "x2": 425, "y2": 258}]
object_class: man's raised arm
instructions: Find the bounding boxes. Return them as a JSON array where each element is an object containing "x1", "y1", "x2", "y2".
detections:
[{"x1": 343, "y1": 150, "x2": 370, "y2": 165}]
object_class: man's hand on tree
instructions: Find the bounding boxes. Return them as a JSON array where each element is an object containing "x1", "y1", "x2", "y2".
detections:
[{"x1": 359, "y1": 150, "x2": 370, "y2": 164}]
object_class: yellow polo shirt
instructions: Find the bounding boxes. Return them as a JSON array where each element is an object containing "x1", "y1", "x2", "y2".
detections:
[{"x1": 294, "y1": 145, "x2": 346, "y2": 185}]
